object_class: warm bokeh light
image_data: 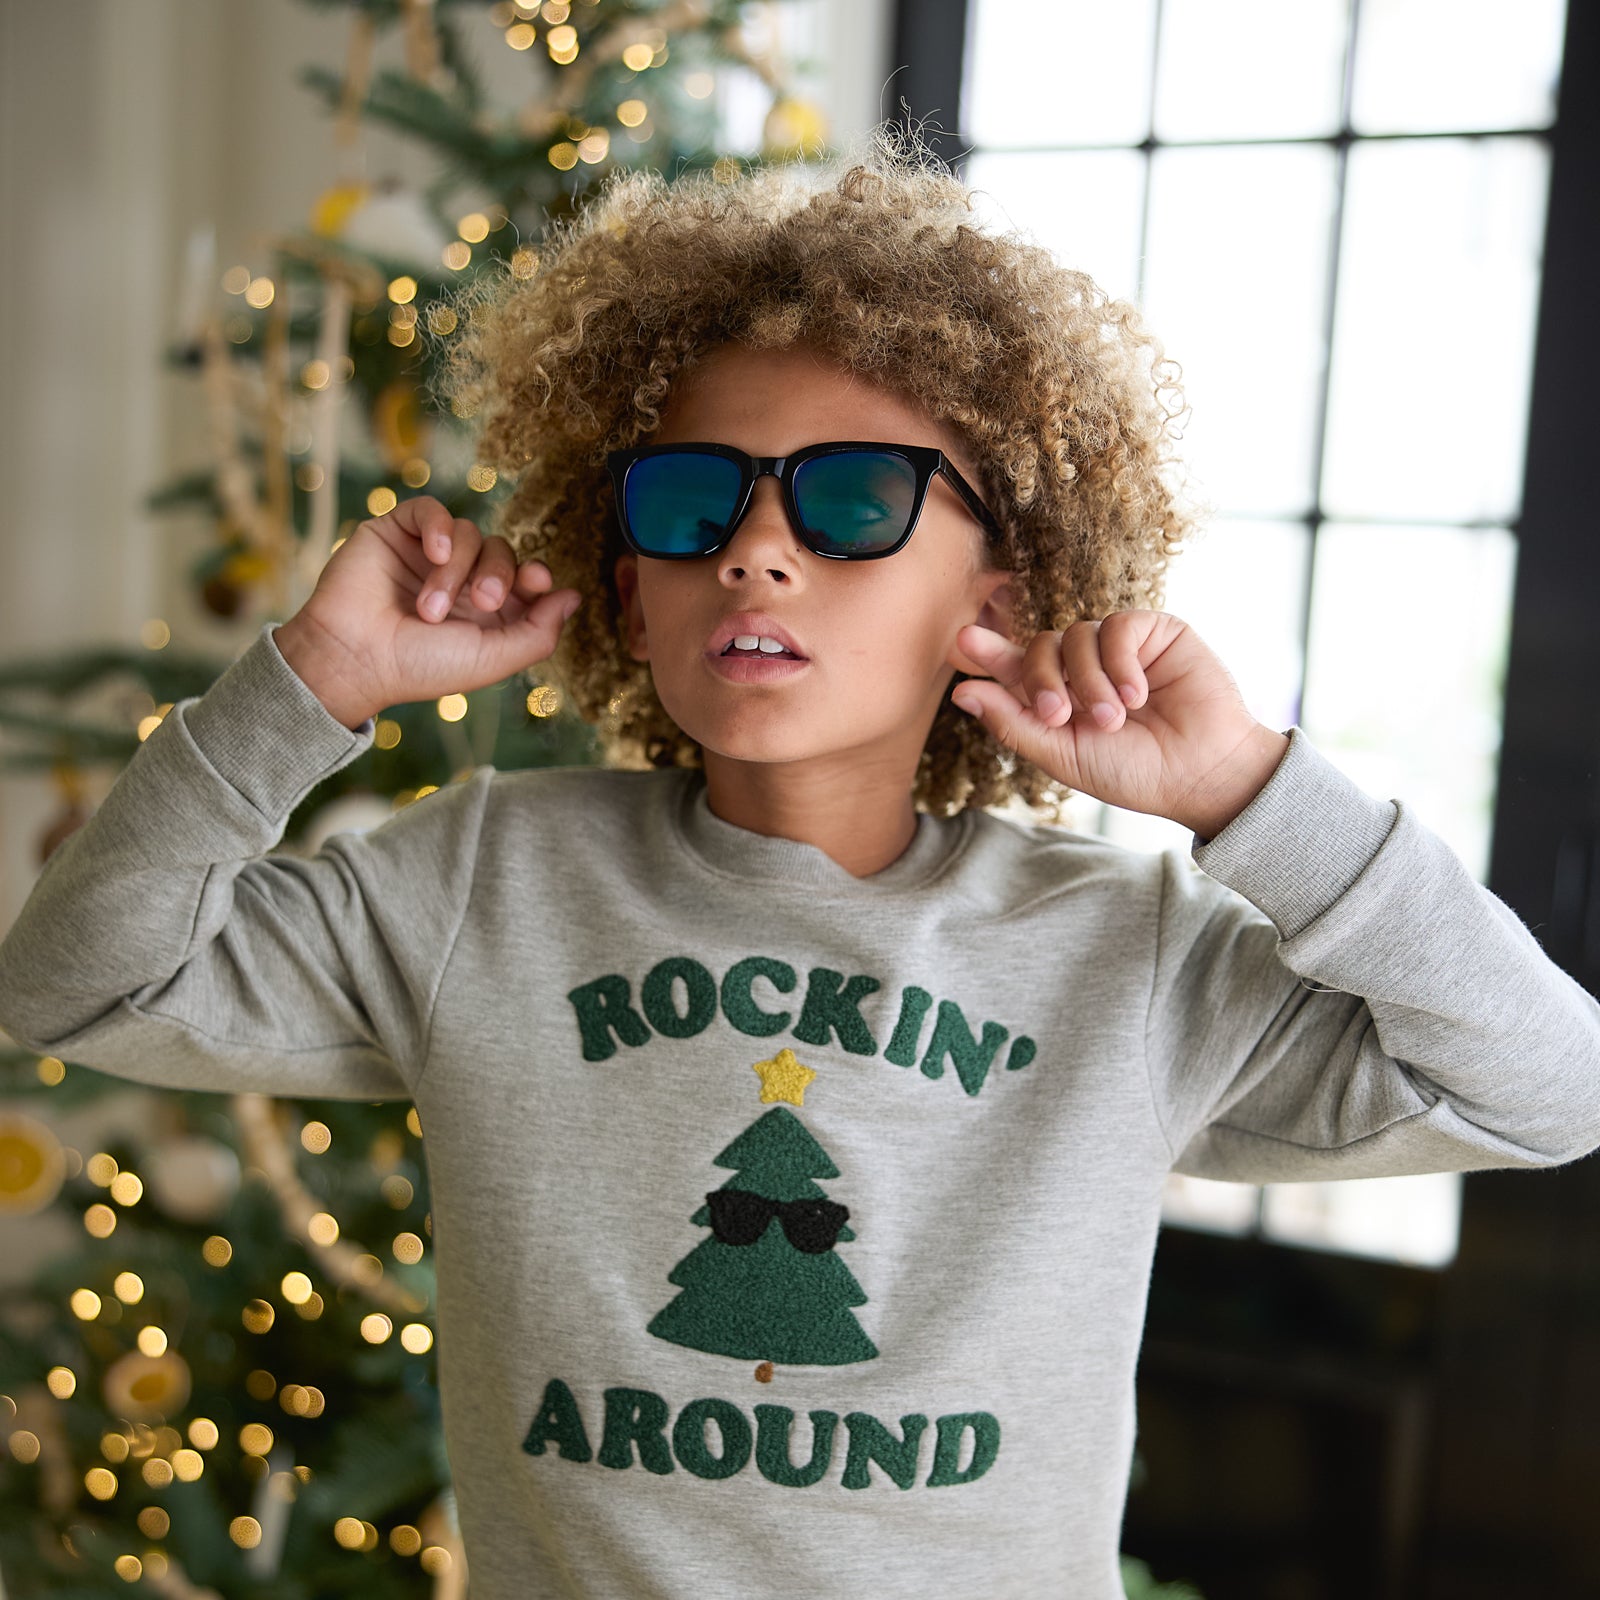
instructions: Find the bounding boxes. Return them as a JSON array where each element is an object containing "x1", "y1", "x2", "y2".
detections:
[
  {"x1": 242, "y1": 1300, "x2": 275, "y2": 1334},
  {"x1": 202, "y1": 1235, "x2": 233, "y2": 1267},
  {"x1": 360, "y1": 1314, "x2": 393, "y2": 1344},
  {"x1": 46, "y1": 1367, "x2": 76, "y2": 1399}
]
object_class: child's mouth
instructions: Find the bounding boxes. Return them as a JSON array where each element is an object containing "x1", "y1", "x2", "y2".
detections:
[{"x1": 722, "y1": 635, "x2": 803, "y2": 660}]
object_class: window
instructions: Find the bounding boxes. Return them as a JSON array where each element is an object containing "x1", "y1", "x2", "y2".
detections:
[{"x1": 960, "y1": 0, "x2": 1569, "y2": 1268}]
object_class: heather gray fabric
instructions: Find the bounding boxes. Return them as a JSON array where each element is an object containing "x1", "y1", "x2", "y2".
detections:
[{"x1": 3, "y1": 621, "x2": 1598, "y2": 1600}]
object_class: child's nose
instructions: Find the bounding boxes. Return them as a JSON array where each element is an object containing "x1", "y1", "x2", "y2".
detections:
[{"x1": 718, "y1": 477, "x2": 803, "y2": 583}]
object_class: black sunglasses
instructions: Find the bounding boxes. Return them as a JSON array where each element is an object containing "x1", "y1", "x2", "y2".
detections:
[
  {"x1": 605, "y1": 439, "x2": 1002, "y2": 562},
  {"x1": 703, "y1": 1188, "x2": 850, "y2": 1254}
]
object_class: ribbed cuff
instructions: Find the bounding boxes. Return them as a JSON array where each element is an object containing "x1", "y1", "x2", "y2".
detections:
[
  {"x1": 179, "y1": 623, "x2": 374, "y2": 820},
  {"x1": 1191, "y1": 727, "x2": 1398, "y2": 941}
]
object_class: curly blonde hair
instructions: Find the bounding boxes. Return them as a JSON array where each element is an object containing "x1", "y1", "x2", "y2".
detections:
[{"x1": 428, "y1": 119, "x2": 1208, "y2": 819}]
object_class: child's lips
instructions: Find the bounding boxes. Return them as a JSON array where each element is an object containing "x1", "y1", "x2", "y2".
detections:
[
  {"x1": 706, "y1": 652, "x2": 811, "y2": 683},
  {"x1": 704, "y1": 614, "x2": 809, "y2": 660}
]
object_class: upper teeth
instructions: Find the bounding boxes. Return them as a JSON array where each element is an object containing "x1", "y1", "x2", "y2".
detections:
[{"x1": 733, "y1": 635, "x2": 788, "y2": 654}]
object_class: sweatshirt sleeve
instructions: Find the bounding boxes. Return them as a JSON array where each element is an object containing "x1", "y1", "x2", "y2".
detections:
[
  {"x1": 1144, "y1": 726, "x2": 1600, "y2": 1182},
  {"x1": 0, "y1": 623, "x2": 490, "y2": 1102}
]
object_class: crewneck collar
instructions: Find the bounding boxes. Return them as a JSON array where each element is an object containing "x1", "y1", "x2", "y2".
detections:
[{"x1": 667, "y1": 769, "x2": 974, "y2": 894}]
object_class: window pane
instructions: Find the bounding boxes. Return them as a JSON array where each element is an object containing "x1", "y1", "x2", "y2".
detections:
[
  {"x1": 1351, "y1": 0, "x2": 1568, "y2": 135},
  {"x1": 1162, "y1": 518, "x2": 1309, "y2": 736},
  {"x1": 1302, "y1": 522, "x2": 1516, "y2": 885},
  {"x1": 1143, "y1": 145, "x2": 1338, "y2": 517},
  {"x1": 964, "y1": 148, "x2": 1146, "y2": 306},
  {"x1": 1262, "y1": 1173, "x2": 1461, "y2": 1268},
  {"x1": 1093, "y1": 517, "x2": 1307, "y2": 856},
  {"x1": 964, "y1": 0, "x2": 1156, "y2": 149},
  {"x1": 1154, "y1": 0, "x2": 1351, "y2": 142},
  {"x1": 1321, "y1": 137, "x2": 1548, "y2": 524},
  {"x1": 1161, "y1": 1173, "x2": 1259, "y2": 1236}
]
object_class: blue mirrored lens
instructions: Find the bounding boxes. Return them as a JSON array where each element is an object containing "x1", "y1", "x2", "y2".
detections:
[
  {"x1": 625, "y1": 452, "x2": 742, "y2": 555},
  {"x1": 793, "y1": 452, "x2": 915, "y2": 555}
]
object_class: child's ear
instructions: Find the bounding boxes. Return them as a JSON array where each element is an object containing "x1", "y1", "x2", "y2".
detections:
[
  {"x1": 613, "y1": 554, "x2": 650, "y2": 662},
  {"x1": 974, "y1": 573, "x2": 1015, "y2": 641}
]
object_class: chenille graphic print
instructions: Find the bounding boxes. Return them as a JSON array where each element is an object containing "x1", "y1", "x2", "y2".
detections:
[
  {"x1": 522, "y1": 959, "x2": 1021, "y2": 1492},
  {"x1": 646, "y1": 1050, "x2": 878, "y2": 1367}
]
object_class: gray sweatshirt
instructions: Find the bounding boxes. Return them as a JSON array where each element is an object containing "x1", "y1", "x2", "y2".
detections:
[{"x1": 2, "y1": 621, "x2": 1598, "y2": 1600}]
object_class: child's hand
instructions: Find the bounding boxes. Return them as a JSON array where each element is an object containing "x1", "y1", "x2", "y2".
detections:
[
  {"x1": 947, "y1": 611, "x2": 1290, "y2": 840},
  {"x1": 273, "y1": 496, "x2": 583, "y2": 728}
]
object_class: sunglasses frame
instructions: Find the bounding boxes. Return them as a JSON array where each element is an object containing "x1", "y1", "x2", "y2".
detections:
[{"x1": 605, "y1": 439, "x2": 1003, "y2": 562}]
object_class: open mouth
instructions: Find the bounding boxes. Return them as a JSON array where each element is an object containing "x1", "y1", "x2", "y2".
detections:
[{"x1": 721, "y1": 635, "x2": 804, "y2": 661}]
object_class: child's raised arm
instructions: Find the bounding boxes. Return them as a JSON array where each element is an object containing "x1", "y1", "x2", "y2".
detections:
[
  {"x1": 0, "y1": 497, "x2": 580, "y2": 1100},
  {"x1": 953, "y1": 606, "x2": 1600, "y2": 1178}
]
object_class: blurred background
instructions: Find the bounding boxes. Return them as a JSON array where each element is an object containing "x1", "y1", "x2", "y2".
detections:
[{"x1": 1, "y1": 1, "x2": 1596, "y2": 1595}]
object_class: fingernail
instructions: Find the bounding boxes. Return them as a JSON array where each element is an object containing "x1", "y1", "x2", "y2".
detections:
[
  {"x1": 480, "y1": 579, "x2": 504, "y2": 605},
  {"x1": 423, "y1": 590, "x2": 448, "y2": 620},
  {"x1": 952, "y1": 689, "x2": 980, "y2": 716},
  {"x1": 1119, "y1": 682, "x2": 1139, "y2": 704},
  {"x1": 1092, "y1": 701, "x2": 1119, "y2": 726},
  {"x1": 1035, "y1": 691, "x2": 1063, "y2": 720},
  {"x1": 559, "y1": 595, "x2": 582, "y2": 623}
]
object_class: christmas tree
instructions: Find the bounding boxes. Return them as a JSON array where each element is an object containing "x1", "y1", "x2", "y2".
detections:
[
  {"x1": 647, "y1": 1096, "x2": 878, "y2": 1367},
  {"x1": 0, "y1": 2, "x2": 827, "y2": 1594}
]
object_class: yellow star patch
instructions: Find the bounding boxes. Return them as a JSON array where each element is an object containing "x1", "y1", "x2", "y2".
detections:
[{"x1": 750, "y1": 1047, "x2": 817, "y2": 1107}]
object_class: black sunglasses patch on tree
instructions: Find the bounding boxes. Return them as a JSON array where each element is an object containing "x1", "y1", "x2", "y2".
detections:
[
  {"x1": 606, "y1": 440, "x2": 1003, "y2": 561},
  {"x1": 703, "y1": 1188, "x2": 850, "y2": 1254}
]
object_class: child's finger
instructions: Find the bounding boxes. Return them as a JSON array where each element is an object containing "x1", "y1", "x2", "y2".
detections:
[
  {"x1": 380, "y1": 495, "x2": 459, "y2": 561},
  {"x1": 464, "y1": 538, "x2": 514, "y2": 612},
  {"x1": 1061, "y1": 619, "x2": 1127, "y2": 729},
  {"x1": 947, "y1": 623, "x2": 1026, "y2": 687},
  {"x1": 1098, "y1": 611, "x2": 1151, "y2": 708},
  {"x1": 497, "y1": 589, "x2": 583, "y2": 667},
  {"x1": 417, "y1": 519, "x2": 485, "y2": 621},
  {"x1": 511, "y1": 559, "x2": 553, "y2": 597},
  {"x1": 1020, "y1": 631, "x2": 1072, "y2": 727},
  {"x1": 949, "y1": 677, "x2": 1066, "y2": 775}
]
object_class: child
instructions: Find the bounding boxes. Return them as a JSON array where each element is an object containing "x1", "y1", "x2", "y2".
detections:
[{"x1": 2, "y1": 122, "x2": 1598, "y2": 1599}]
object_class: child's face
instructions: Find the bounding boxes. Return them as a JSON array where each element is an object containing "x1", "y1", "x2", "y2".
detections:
[{"x1": 613, "y1": 342, "x2": 1014, "y2": 778}]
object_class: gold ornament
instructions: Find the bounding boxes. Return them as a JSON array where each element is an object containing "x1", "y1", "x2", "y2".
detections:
[
  {"x1": 310, "y1": 181, "x2": 373, "y2": 239},
  {"x1": 762, "y1": 96, "x2": 829, "y2": 161},
  {"x1": 103, "y1": 1349, "x2": 193, "y2": 1424},
  {"x1": 0, "y1": 1111, "x2": 67, "y2": 1215},
  {"x1": 372, "y1": 378, "x2": 433, "y2": 473}
]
